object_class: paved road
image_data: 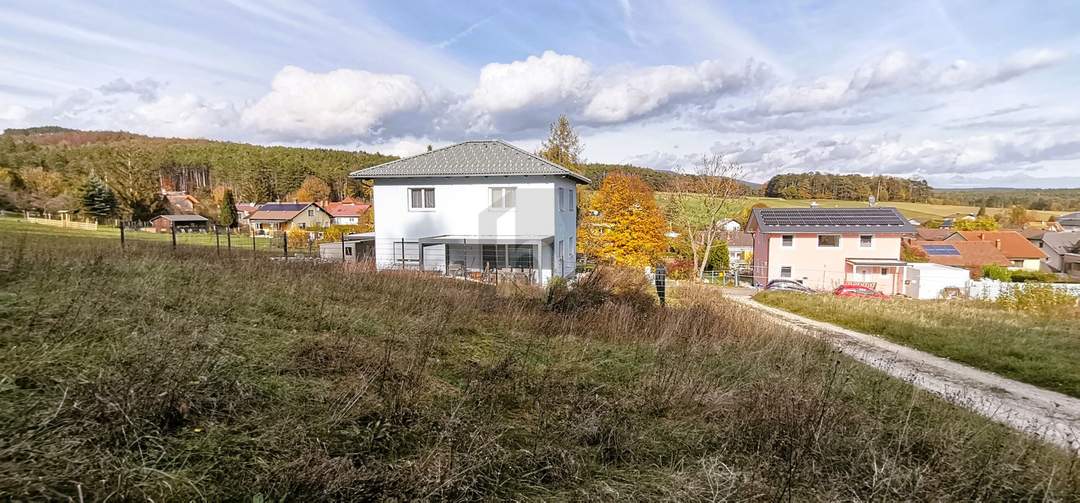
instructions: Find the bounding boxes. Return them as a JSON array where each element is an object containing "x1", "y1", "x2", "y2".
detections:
[{"x1": 725, "y1": 291, "x2": 1080, "y2": 452}]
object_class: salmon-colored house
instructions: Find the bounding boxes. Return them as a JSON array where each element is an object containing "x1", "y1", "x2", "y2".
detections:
[{"x1": 747, "y1": 207, "x2": 915, "y2": 294}]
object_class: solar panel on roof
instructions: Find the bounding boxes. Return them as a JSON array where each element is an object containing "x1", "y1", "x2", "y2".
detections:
[{"x1": 922, "y1": 245, "x2": 960, "y2": 256}]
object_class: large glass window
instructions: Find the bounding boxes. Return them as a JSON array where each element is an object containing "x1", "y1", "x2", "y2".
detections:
[
  {"x1": 480, "y1": 244, "x2": 536, "y2": 269},
  {"x1": 490, "y1": 187, "x2": 516, "y2": 209},
  {"x1": 817, "y1": 235, "x2": 840, "y2": 247},
  {"x1": 409, "y1": 188, "x2": 435, "y2": 209}
]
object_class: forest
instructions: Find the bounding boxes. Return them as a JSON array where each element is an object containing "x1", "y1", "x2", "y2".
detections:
[
  {"x1": 931, "y1": 188, "x2": 1080, "y2": 211},
  {"x1": 762, "y1": 172, "x2": 933, "y2": 203},
  {"x1": 0, "y1": 127, "x2": 395, "y2": 219}
]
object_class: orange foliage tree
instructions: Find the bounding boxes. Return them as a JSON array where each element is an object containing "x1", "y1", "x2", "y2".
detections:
[
  {"x1": 291, "y1": 176, "x2": 331, "y2": 202},
  {"x1": 577, "y1": 172, "x2": 667, "y2": 267}
]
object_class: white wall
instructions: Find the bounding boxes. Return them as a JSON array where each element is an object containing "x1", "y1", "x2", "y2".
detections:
[
  {"x1": 372, "y1": 175, "x2": 579, "y2": 281},
  {"x1": 905, "y1": 263, "x2": 970, "y2": 299},
  {"x1": 968, "y1": 279, "x2": 1080, "y2": 300}
]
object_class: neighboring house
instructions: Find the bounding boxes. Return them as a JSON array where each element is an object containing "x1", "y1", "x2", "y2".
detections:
[
  {"x1": 235, "y1": 203, "x2": 260, "y2": 228},
  {"x1": 164, "y1": 191, "x2": 199, "y2": 214},
  {"x1": 348, "y1": 140, "x2": 589, "y2": 285},
  {"x1": 323, "y1": 199, "x2": 372, "y2": 225},
  {"x1": 911, "y1": 227, "x2": 952, "y2": 242},
  {"x1": 746, "y1": 207, "x2": 914, "y2": 294},
  {"x1": 1022, "y1": 221, "x2": 1062, "y2": 232},
  {"x1": 1039, "y1": 231, "x2": 1080, "y2": 279},
  {"x1": 150, "y1": 214, "x2": 209, "y2": 233},
  {"x1": 248, "y1": 202, "x2": 332, "y2": 236},
  {"x1": 1059, "y1": 212, "x2": 1080, "y2": 231},
  {"x1": 908, "y1": 240, "x2": 1010, "y2": 277},
  {"x1": 717, "y1": 219, "x2": 741, "y2": 232},
  {"x1": 1020, "y1": 228, "x2": 1046, "y2": 248},
  {"x1": 721, "y1": 231, "x2": 754, "y2": 266},
  {"x1": 945, "y1": 230, "x2": 1046, "y2": 270}
]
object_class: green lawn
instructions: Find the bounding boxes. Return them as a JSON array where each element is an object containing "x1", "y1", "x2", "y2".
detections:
[
  {"x1": 754, "y1": 291, "x2": 1080, "y2": 398},
  {"x1": 2, "y1": 224, "x2": 1079, "y2": 499}
]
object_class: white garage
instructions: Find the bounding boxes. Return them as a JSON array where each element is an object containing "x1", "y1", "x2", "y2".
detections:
[{"x1": 904, "y1": 263, "x2": 971, "y2": 299}]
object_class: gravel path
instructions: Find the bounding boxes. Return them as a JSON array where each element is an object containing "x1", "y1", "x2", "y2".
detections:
[{"x1": 727, "y1": 293, "x2": 1080, "y2": 452}]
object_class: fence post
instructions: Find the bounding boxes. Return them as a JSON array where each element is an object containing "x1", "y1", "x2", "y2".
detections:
[
  {"x1": 341, "y1": 232, "x2": 346, "y2": 264},
  {"x1": 171, "y1": 224, "x2": 177, "y2": 251},
  {"x1": 226, "y1": 226, "x2": 231, "y2": 252},
  {"x1": 251, "y1": 229, "x2": 256, "y2": 258},
  {"x1": 283, "y1": 231, "x2": 288, "y2": 259},
  {"x1": 119, "y1": 222, "x2": 125, "y2": 250},
  {"x1": 215, "y1": 225, "x2": 221, "y2": 255},
  {"x1": 401, "y1": 237, "x2": 405, "y2": 269}
]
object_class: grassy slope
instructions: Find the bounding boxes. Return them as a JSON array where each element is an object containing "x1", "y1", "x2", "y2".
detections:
[
  {"x1": 1, "y1": 227, "x2": 1078, "y2": 500},
  {"x1": 0, "y1": 216, "x2": 285, "y2": 253},
  {"x1": 754, "y1": 292, "x2": 1080, "y2": 398}
]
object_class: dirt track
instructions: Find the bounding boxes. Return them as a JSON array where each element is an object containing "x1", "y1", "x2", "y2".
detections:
[{"x1": 727, "y1": 292, "x2": 1080, "y2": 452}]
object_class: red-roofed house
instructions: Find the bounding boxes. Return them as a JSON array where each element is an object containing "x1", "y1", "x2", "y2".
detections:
[
  {"x1": 945, "y1": 230, "x2": 1046, "y2": 271},
  {"x1": 909, "y1": 240, "x2": 1009, "y2": 277},
  {"x1": 322, "y1": 199, "x2": 372, "y2": 225}
]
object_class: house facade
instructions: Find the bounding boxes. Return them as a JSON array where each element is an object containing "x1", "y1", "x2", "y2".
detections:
[
  {"x1": 248, "y1": 202, "x2": 332, "y2": 236},
  {"x1": 747, "y1": 207, "x2": 914, "y2": 294},
  {"x1": 349, "y1": 140, "x2": 589, "y2": 285},
  {"x1": 1039, "y1": 231, "x2": 1080, "y2": 279},
  {"x1": 323, "y1": 199, "x2": 371, "y2": 225}
]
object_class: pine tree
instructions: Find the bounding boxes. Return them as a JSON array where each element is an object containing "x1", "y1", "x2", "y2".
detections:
[
  {"x1": 538, "y1": 115, "x2": 584, "y2": 172},
  {"x1": 79, "y1": 175, "x2": 117, "y2": 221},
  {"x1": 219, "y1": 189, "x2": 239, "y2": 228}
]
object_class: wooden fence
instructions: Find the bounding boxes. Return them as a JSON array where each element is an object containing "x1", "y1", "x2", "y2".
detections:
[{"x1": 24, "y1": 213, "x2": 98, "y2": 231}]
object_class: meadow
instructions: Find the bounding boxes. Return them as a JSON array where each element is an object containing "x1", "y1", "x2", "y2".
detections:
[
  {"x1": 754, "y1": 291, "x2": 1080, "y2": 398},
  {"x1": 1, "y1": 224, "x2": 1078, "y2": 500}
]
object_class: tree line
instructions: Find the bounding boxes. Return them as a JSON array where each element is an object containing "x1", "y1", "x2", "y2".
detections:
[
  {"x1": 0, "y1": 128, "x2": 395, "y2": 220},
  {"x1": 763, "y1": 173, "x2": 932, "y2": 202},
  {"x1": 931, "y1": 189, "x2": 1080, "y2": 212}
]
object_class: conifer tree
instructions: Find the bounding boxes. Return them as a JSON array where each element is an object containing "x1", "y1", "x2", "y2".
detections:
[
  {"x1": 79, "y1": 175, "x2": 118, "y2": 221},
  {"x1": 538, "y1": 115, "x2": 584, "y2": 172},
  {"x1": 219, "y1": 189, "x2": 239, "y2": 228}
]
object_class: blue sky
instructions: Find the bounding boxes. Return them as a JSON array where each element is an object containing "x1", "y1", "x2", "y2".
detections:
[{"x1": 1, "y1": 1, "x2": 1079, "y2": 187}]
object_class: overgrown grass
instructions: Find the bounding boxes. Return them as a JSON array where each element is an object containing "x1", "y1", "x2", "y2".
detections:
[
  {"x1": 0, "y1": 214, "x2": 282, "y2": 252},
  {"x1": 754, "y1": 291, "x2": 1080, "y2": 398},
  {"x1": 2, "y1": 228, "x2": 1078, "y2": 500}
]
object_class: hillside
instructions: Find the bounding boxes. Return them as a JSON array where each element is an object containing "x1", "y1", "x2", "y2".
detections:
[
  {"x1": 0, "y1": 127, "x2": 396, "y2": 219},
  {"x1": 1, "y1": 225, "x2": 1077, "y2": 500},
  {"x1": 581, "y1": 163, "x2": 761, "y2": 193}
]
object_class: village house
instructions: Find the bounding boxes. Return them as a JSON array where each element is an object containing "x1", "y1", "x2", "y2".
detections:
[
  {"x1": 908, "y1": 240, "x2": 1010, "y2": 276},
  {"x1": 348, "y1": 140, "x2": 588, "y2": 285},
  {"x1": 944, "y1": 230, "x2": 1045, "y2": 270},
  {"x1": 247, "y1": 202, "x2": 332, "y2": 237},
  {"x1": 163, "y1": 191, "x2": 199, "y2": 214},
  {"x1": 323, "y1": 199, "x2": 371, "y2": 226},
  {"x1": 721, "y1": 230, "x2": 754, "y2": 267},
  {"x1": 1060, "y1": 212, "x2": 1080, "y2": 231},
  {"x1": 1039, "y1": 231, "x2": 1080, "y2": 279},
  {"x1": 746, "y1": 207, "x2": 914, "y2": 294},
  {"x1": 149, "y1": 214, "x2": 210, "y2": 233},
  {"x1": 235, "y1": 203, "x2": 260, "y2": 228}
]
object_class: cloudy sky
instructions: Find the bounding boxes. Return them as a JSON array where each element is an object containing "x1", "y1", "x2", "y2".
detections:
[{"x1": 1, "y1": 0, "x2": 1079, "y2": 187}]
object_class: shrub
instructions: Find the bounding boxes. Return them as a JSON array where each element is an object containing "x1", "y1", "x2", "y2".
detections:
[
  {"x1": 545, "y1": 266, "x2": 656, "y2": 313},
  {"x1": 995, "y1": 284, "x2": 1079, "y2": 312},
  {"x1": 664, "y1": 258, "x2": 696, "y2": 280},
  {"x1": 1008, "y1": 270, "x2": 1056, "y2": 283},
  {"x1": 982, "y1": 265, "x2": 1012, "y2": 281}
]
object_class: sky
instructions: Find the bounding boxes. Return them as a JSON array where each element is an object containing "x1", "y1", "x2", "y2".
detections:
[{"x1": 1, "y1": 1, "x2": 1079, "y2": 188}]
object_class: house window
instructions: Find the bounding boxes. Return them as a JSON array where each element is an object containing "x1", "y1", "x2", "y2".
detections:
[
  {"x1": 308, "y1": 209, "x2": 314, "y2": 217},
  {"x1": 780, "y1": 266, "x2": 792, "y2": 278},
  {"x1": 409, "y1": 188, "x2": 435, "y2": 209},
  {"x1": 881, "y1": 267, "x2": 889, "y2": 276},
  {"x1": 781, "y1": 235, "x2": 794, "y2": 247},
  {"x1": 557, "y1": 187, "x2": 565, "y2": 211},
  {"x1": 344, "y1": 247, "x2": 353, "y2": 256},
  {"x1": 299, "y1": 223, "x2": 306, "y2": 229},
  {"x1": 479, "y1": 244, "x2": 536, "y2": 269},
  {"x1": 818, "y1": 235, "x2": 840, "y2": 247},
  {"x1": 569, "y1": 188, "x2": 575, "y2": 210},
  {"x1": 860, "y1": 235, "x2": 873, "y2": 248},
  {"x1": 490, "y1": 187, "x2": 516, "y2": 209}
]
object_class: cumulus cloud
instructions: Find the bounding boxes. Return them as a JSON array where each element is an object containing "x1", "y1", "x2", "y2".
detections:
[
  {"x1": 461, "y1": 51, "x2": 593, "y2": 132},
  {"x1": 0, "y1": 104, "x2": 29, "y2": 121},
  {"x1": 583, "y1": 59, "x2": 770, "y2": 123},
  {"x1": 99, "y1": 77, "x2": 164, "y2": 102},
  {"x1": 242, "y1": 65, "x2": 435, "y2": 143},
  {"x1": 133, "y1": 93, "x2": 239, "y2": 137}
]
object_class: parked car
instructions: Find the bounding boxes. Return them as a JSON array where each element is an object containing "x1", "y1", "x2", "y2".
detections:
[
  {"x1": 764, "y1": 279, "x2": 813, "y2": 294},
  {"x1": 833, "y1": 284, "x2": 888, "y2": 299}
]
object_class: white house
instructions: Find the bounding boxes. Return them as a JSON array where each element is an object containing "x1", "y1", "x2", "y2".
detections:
[{"x1": 348, "y1": 140, "x2": 590, "y2": 285}]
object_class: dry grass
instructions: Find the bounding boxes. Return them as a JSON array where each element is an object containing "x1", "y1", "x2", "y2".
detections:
[{"x1": 1, "y1": 228, "x2": 1078, "y2": 500}]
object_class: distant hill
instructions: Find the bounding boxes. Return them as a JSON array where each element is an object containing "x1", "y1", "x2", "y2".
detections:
[
  {"x1": 931, "y1": 188, "x2": 1080, "y2": 211},
  {"x1": 0, "y1": 127, "x2": 395, "y2": 219},
  {"x1": 580, "y1": 163, "x2": 761, "y2": 193}
]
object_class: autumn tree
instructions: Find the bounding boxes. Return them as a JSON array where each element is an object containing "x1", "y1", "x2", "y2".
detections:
[
  {"x1": 1007, "y1": 205, "x2": 1031, "y2": 227},
  {"x1": 669, "y1": 155, "x2": 744, "y2": 280},
  {"x1": 79, "y1": 174, "x2": 117, "y2": 221},
  {"x1": 219, "y1": 189, "x2": 239, "y2": 228},
  {"x1": 538, "y1": 115, "x2": 584, "y2": 172},
  {"x1": 292, "y1": 175, "x2": 331, "y2": 202},
  {"x1": 578, "y1": 172, "x2": 666, "y2": 267}
]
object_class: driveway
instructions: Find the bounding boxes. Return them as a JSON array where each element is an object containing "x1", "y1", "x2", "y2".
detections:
[{"x1": 724, "y1": 290, "x2": 1080, "y2": 452}]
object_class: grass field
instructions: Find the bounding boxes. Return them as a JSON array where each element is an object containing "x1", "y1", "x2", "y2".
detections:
[
  {"x1": 2, "y1": 225, "x2": 1079, "y2": 499},
  {"x1": 754, "y1": 292, "x2": 1080, "y2": 398},
  {"x1": 653, "y1": 194, "x2": 1067, "y2": 222}
]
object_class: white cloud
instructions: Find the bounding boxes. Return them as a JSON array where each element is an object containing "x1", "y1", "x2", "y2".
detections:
[
  {"x1": 584, "y1": 59, "x2": 770, "y2": 123},
  {"x1": 132, "y1": 93, "x2": 238, "y2": 137},
  {"x1": 242, "y1": 66, "x2": 433, "y2": 143},
  {"x1": 463, "y1": 51, "x2": 592, "y2": 132},
  {"x1": 0, "y1": 104, "x2": 30, "y2": 121},
  {"x1": 99, "y1": 77, "x2": 164, "y2": 102}
]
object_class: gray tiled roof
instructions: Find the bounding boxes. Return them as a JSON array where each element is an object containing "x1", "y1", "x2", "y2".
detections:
[
  {"x1": 748, "y1": 207, "x2": 915, "y2": 234},
  {"x1": 155, "y1": 214, "x2": 208, "y2": 222},
  {"x1": 349, "y1": 140, "x2": 590, "y2": 184}
]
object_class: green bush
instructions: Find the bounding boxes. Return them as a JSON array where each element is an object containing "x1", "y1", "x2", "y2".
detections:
[{"x1": 981, "y1": 265, "x2": 1012, "y2": 281}]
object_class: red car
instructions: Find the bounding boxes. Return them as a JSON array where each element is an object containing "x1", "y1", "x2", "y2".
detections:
[{"x1": 833, "y1": 284, "x2": 888, "y2": 299}]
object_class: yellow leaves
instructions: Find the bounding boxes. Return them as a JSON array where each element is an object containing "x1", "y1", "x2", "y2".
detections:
[{"x1": 579, "y1": 172, "x2": 666, "y2": 267}]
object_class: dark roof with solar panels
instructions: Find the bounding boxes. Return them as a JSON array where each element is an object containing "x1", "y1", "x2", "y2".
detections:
[{"x1": 747, "y1": 207, "x2": 915, "y2": 234}]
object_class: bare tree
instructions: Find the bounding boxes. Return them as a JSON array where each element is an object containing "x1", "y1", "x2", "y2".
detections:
[{"x1": 669, "y1": 155, "x2": 745, "y2": 281}]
